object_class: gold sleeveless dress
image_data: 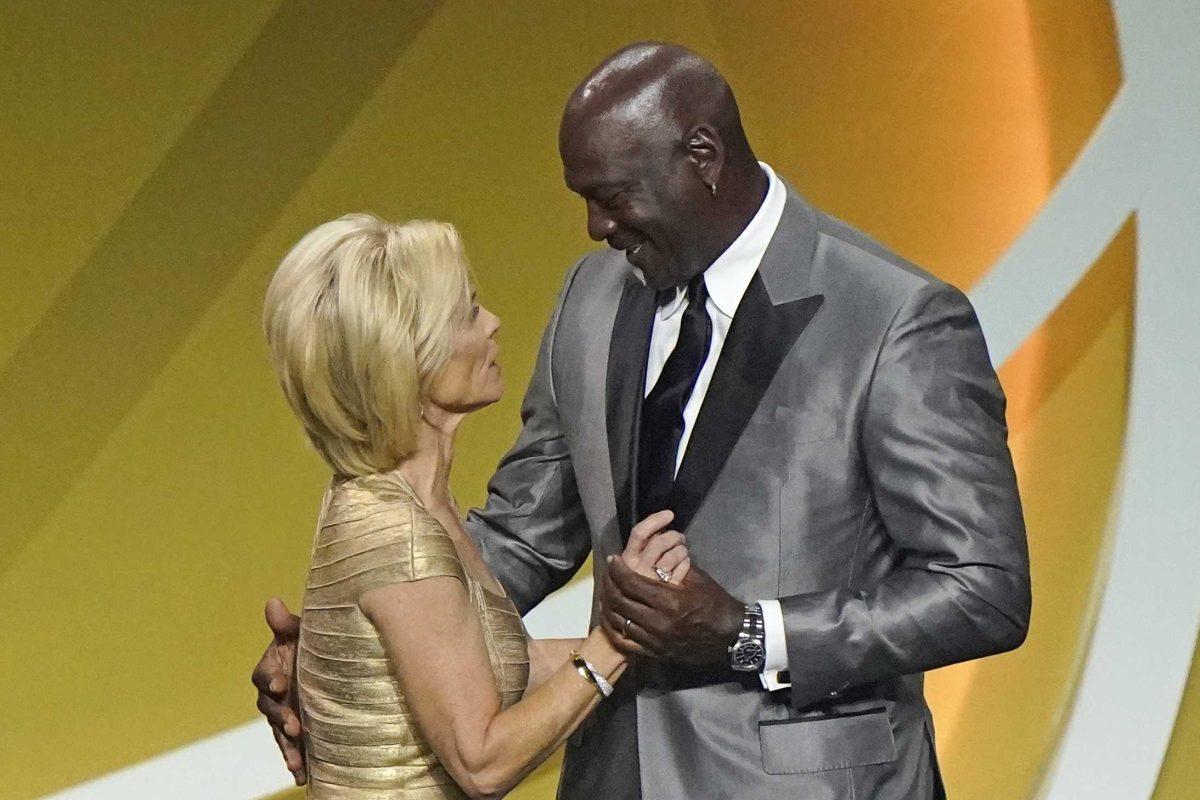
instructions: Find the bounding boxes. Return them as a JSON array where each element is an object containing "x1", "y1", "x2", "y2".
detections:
[{"x1": 297, "y1": 472, "x2": 529, "y2": 799}]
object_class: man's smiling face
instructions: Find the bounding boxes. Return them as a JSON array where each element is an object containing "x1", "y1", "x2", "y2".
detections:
[{"x1": 560, "y1": 111, "x2": 712, "y2": 291}]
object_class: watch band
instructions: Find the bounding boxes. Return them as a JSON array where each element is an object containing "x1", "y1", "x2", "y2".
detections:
[{"x1": 729, "y1": 603, "x2": 766, "y2": 672}]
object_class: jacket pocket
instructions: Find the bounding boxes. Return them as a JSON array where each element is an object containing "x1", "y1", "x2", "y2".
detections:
[{"x1": 758, "y1": 707, "x2": 898, "y2": 775}]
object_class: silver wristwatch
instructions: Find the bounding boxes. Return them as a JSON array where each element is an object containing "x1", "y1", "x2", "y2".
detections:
[{"x1": 729, "y1": 603, "x2": 766, "y2": 672}]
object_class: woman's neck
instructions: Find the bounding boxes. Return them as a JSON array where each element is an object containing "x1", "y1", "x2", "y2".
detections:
[{"x1": 396, "y1": 406, "x2": 464, "y2": 512}]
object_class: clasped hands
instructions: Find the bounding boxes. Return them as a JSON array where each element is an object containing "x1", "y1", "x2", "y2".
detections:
[{"x1": 604, "y1": 510, "x2": 745, "y2": 665}]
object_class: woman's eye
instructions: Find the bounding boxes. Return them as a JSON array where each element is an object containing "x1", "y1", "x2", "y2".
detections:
[{"x1": 471, "y1": 305, "x2": 481, "y2": 319}]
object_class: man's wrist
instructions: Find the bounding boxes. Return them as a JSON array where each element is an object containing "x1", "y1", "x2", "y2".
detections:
[
  {"x1": 719, "y1": 596, "x2": 747, "y2": 645},
  {"x1": 710, "y1": 597, "x2": 746, "y2": 664},
  {"x1": 729, "y1": 603, "x2": 767, "y2": 672}
]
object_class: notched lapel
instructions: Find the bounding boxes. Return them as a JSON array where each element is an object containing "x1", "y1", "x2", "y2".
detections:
[
  {"x1": 669, "y1": 274, "x2": 824, "y2": 533},
  {"x1": 605, "y1": 276, "x2": 657, "y2": 544}
]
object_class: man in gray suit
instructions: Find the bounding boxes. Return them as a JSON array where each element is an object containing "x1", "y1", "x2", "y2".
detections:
[{"x1": 255, "y1": 43, "x2": 1030, "y2": 798}]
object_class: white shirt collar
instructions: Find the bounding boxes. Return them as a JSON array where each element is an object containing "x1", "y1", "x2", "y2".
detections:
[{"x1": 659, "y1": 162, "x2": 786, "y2": 320}]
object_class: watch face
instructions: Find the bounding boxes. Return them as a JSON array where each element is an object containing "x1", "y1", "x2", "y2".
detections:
[{"x1": 731, "y1": 640, "x2": 765, "y2": 670}]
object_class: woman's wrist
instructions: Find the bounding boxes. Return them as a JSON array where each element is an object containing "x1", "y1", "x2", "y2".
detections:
[{"x1": 578, "y1": 627, "x2": 624, "y2": 677}]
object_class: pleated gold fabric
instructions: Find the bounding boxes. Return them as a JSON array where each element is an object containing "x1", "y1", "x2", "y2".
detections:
[{"x1": 298, "y1": 471, "x2": 529, "y2": 799}]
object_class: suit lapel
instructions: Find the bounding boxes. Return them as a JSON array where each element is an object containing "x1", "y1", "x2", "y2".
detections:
[
  {"x1": 669, "y1": 185, "x2": 825, "y2": 533},
  {"x1": 606, "y1": 275, "x2": 657, "y2": 544},
  {"x1": 669, "y1": 280, "x2": 823, "y2": 532}
]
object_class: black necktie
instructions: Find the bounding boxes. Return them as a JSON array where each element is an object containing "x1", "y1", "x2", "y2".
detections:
[{"x1": 636, "y1": 274, "x2": 712, "y2": 522}]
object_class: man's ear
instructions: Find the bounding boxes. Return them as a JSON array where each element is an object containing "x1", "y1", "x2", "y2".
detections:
[{"x1": 684, "y1": 123, "x2": 725, "y2": 192}]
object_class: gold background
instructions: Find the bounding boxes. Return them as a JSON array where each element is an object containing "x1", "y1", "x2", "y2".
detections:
[{"x1": 1, "y1": 2, "x2": 1194, "y2": 798}]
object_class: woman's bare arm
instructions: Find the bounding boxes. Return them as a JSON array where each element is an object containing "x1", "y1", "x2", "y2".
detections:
[
  {"x1": 359, "y1": 510, "x2": 687, "y2": 800},
  {"x1": 525, "y1": 638, "x2": 583, "y2": 692},
  {"x1": 360, "y1": 578, "x2": 622, "y2": 800}
]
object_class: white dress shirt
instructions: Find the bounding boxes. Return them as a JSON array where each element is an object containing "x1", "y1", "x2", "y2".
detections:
[{"x1": 642, "y1": 162, "x2": 791, "y2": 690}]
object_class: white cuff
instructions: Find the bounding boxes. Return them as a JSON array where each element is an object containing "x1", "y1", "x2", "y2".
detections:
[{"x1": 756, "y1": 599, "x2": 791, "y2": 690}]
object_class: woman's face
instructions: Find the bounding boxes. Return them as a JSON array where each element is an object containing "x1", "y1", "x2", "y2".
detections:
[{"x1": 426, "y1": 294, "x2": 504, "y2": 415}]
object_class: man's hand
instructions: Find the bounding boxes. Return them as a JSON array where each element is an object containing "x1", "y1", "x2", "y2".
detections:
[
  {"x1": 600, "y1": 557, "x2": 744, "y2": 664},
  {"x1": 250, "y1": 597, "x2": 306, "y2": 786}
]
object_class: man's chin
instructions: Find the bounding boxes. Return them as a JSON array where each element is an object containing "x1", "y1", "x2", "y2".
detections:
[
  {"x1": 623, "y1": 246, "x2": 681, "y2": 289},
  {"x1": 633, "y1": 260, "x2": 677, "y2": 291},
  {"x1": 644, "y1": 269, "x2": 688, "y2": 291}
]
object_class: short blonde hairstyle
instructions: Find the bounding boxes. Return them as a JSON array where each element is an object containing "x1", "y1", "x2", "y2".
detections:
[{"x1": 263, "y1": 213, "x2": 473, "y2": 476}]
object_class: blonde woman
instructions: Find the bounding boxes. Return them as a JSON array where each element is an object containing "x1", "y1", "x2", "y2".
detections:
[{"x1": 259, "y1": 214, "x2": 688, "y2": 799}]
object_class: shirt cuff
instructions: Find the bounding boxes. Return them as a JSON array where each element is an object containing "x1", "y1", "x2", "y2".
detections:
[{"x1": 757, "y1": 598, "x2": 791, "y2": 690}]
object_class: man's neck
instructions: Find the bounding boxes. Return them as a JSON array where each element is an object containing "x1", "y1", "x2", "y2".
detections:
[
  {"x1": 688, "y1": 163, "x2": 770, "y2": 282},
  {"x1": 702, "y1": 164, "x2": 770, "y2": 272}
]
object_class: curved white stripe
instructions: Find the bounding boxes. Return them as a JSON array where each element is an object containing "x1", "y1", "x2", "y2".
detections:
[
  {"x1": 969, "y1": 93, "x2": 1130, "y2": 367},
  {"x1": 1011, "y1": 2, "x2": 1200, "y2": 798},
  {"x1": 40, "y1": 720, "x2": 288, "y2": 800}
]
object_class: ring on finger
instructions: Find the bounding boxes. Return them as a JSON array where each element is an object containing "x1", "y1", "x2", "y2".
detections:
[
  {"x1": 654, "y1": 567, "x2": 673, "y2": 582},
  {"x1": 623, "y1": 617, "x2": 632, "y2": 637}
]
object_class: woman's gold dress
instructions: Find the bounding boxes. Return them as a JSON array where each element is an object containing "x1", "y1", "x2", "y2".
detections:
[{"x1": 297, "y1": 472, "x2": 530, "y2": 798}]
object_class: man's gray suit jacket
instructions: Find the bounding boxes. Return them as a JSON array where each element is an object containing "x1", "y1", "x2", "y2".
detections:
[{"x1": 465, "y1": 184, "x2": 1031, "y2": 800}]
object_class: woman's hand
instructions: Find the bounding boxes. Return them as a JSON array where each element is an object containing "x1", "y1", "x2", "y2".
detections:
[{"x1": 620, "y1": 509, "x2": 690, "y2": 585}]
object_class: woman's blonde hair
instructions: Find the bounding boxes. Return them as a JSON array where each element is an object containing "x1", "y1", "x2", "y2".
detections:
[{"x1": 263, "y1": 213, "x2": 473, "y2": 476}]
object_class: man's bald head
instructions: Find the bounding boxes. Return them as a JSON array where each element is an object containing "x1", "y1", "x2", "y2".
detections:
[
  {"x1": 560, "y1": 42, "x2": 753, "y2": 168},
  {"x1": 558, "y1": 43, "x2": 767, "y2": 290}
]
